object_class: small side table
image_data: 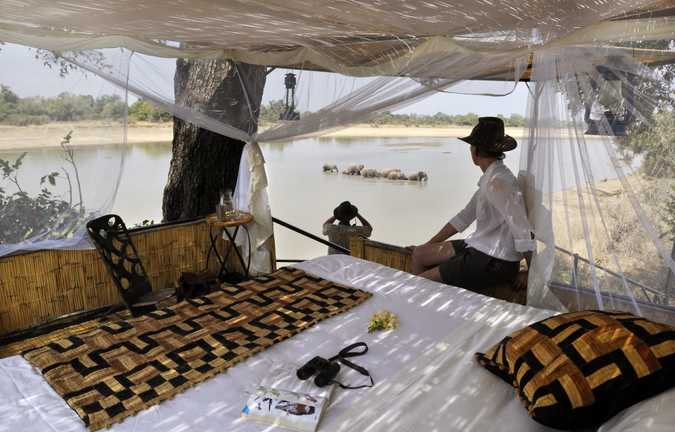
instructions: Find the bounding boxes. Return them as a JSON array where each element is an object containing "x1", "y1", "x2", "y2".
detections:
[{"x1": 205, "y1": 212, "x2": 254, "y2": 281}]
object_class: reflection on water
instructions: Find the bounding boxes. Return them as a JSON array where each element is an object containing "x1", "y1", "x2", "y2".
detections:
[
  {"x1": 112, "y1": 142, "x2": 172, "y2": 224},
  {"x1": 3, "y1": 135, "x2": 633, "y2": 262}
]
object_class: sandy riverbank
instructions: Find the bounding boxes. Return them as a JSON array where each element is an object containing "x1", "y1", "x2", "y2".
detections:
[{"x1": 0, "y1": 122, "x2": 525, "y2": 150}]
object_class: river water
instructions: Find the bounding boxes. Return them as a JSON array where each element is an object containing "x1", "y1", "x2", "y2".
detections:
[
  {"x1": 4, "y1": 135, "x2": 623, "y2": 262},
  {"x1": 106, "y1": 136, "x2": 498, "y2": 261}
]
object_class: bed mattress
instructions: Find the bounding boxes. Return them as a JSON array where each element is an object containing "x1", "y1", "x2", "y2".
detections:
[{"x1": 0, "y1": 255, "x2": 672, "y2": 432}]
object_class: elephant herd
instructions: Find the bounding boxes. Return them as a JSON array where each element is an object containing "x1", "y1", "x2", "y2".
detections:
[{"x1": 322, "y1": 163, "x2": 428, "y2": 182}]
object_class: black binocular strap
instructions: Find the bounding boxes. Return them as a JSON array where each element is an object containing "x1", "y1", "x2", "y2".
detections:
[{"x1": 329, "y1": 342, "x2": 374, "y2": 390}]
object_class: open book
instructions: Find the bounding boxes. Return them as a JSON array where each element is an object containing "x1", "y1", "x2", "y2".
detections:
[{"x1": 241, "y1": 361, "x2": 337, "y2": 432}]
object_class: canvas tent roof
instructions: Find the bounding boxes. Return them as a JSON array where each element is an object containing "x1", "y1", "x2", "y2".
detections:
[{"x1": 2, "y1": 0, "x2": 675, "y2": 77}]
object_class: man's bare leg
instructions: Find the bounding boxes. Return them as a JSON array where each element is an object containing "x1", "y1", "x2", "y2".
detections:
[
  {"x1": 411, "y1": 241, "x2": 456, "y2": 275},
  {"x1": 419, "y1": 266, "x2": 444, "y2": 283}
]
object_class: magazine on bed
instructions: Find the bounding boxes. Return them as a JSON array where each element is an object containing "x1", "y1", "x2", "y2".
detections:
[{"x1": 241, "y1": 361, "x2": 337, "y2": 432}]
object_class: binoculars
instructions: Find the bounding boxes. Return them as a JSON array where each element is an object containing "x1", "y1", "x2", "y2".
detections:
[{"x1": 296, "y1": 356, "x2": 340, "y2": 387}]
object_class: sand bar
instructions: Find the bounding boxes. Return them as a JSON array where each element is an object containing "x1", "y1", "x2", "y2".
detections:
[{"x1": 0, "y1": 122, "x2": 525, "y2": 151}]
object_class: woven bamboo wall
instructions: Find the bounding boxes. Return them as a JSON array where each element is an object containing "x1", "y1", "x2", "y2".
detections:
[
  {"x1": 350, "y1": 236, "x2": 413, "y2": 273},
  {"x1": 0, "y1": 219, "x2": 250, "y2": 333},
  {"x1": 349, "y1": 236, "x2": 526, "y2": 305}
]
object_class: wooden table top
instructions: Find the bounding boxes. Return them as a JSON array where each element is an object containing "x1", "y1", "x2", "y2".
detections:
[{"x1": 205, "y1": 212, "x2": 254, "y2": 227}]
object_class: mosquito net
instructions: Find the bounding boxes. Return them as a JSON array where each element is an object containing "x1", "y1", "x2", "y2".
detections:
[{"x1": 2, "y1": 0, "x2": 675, "y2": 322}]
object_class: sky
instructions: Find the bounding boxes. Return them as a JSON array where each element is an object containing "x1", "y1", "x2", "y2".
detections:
[{"x1": 0, "y1": 42, "x2": 530, "y2": 118}]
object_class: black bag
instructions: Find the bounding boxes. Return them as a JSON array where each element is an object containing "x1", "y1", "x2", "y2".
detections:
[{"x1": 177, "y1": 269, "x2": 220, "y2": 302}]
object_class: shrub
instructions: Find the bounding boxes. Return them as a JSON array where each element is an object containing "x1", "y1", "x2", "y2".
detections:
[{"x1": 0, "y1": 132, "x2": 92, "y2": 244}]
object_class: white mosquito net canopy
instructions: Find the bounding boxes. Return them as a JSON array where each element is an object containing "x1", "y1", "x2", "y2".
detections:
[{"x1": 3, "y1": 0, "x2": 675, "y2": 321}]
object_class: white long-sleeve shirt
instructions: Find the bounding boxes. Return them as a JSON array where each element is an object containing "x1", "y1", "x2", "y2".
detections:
[{"x1": 450, "y1": 160, "x2": 535, "y2": 262}]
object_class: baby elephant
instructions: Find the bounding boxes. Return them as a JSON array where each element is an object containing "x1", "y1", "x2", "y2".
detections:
[
  {"x1": 361, "y1": 168, "x2": 381, "y2": 178},
  {"x1": 323, "y1": 163, "x2": 338, "y2": 172},
  {"x1": 381, "y1": 168, "x2": 401, "y2": 178},
  {"x1": 408, "y1": 171, "x2": 428, "y2": 181},
  {"x1": 388, "y1": 171, "x2": 408, "y2": 180},
  {"x1": 345, "y1": 163, "x2": 364, "y2": 175}
]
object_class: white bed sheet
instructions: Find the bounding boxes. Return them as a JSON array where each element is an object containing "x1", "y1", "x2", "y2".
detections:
[
  {"x1": 0, "y1": 255, "x2": 494, "y2": 432},
  {"x1": 323, "y1": 301, "x2": 560, "y2": 432},
  {"x1": 2, "y1": 255, "x2": 672, "y2": 432}
]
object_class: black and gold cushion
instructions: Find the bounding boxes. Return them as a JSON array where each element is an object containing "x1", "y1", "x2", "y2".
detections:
[{"x1": 475, "y1": 310, "x2": 675, "y2": 430}]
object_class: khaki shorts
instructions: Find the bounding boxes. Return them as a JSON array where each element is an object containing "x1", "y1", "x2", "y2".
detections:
[{"x1": 438, "y1": 240, "x2": 520, "y2": 293}]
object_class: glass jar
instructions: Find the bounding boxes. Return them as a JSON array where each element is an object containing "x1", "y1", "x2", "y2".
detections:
[{"x1": 216, "y1": 189, "x2": 234, "y2": 221}]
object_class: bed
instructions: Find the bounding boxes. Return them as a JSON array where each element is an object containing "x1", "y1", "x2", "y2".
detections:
[{"x1": 0, "y1": 255, "x2": 673, "y2": 432}]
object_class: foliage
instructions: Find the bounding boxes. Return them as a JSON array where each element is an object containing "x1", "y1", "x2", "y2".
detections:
[
  {"x1": 31, "y1": 48, "x2": 112, "y2": 79},
  {"x1": 258, "y1": 99, "x2": 289, "y2": 122},
  {"x1": 366, "y1": 110, "x2": 525, "y2": 127},
  {"x1": 623, "y1": 40, "x2": 675, "y2": 135},
  {"x1": 128, "y1": 100, "x2": 172, "y2": 122},
  {"x1": 257, "y1": 99, "x2": 526, "y2": 127},
  {"x1": 0, "y1": 85, "x2": 172, "y2": 125},
  {"x1": 663, "y1": 184, "x2": 675, "y2": 239},
  {"x1": 132, "y1": 219, "x2": 156, "y2": 227},
  {"x1": 620, "y1": 40, "x2": 675, "y2": 176},
  {"x1": 629, "y1": 109, "x2": 675, "y2": 178},
  {"x1": 0, "y1": 132, "x2": 91, "y2": 244}
]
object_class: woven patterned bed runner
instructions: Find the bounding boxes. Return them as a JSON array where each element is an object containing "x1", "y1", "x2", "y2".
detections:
[{"x1": 23, "y1": 267, "x2": 372, "y2": 431}]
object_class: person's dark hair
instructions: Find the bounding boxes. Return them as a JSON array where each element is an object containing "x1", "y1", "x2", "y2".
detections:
[{"x1": 474, "y1": 147, "x2": 505, "y2": 160}]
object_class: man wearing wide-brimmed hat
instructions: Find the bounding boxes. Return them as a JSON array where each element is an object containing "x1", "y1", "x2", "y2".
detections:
[
  {"x1": 407, "y1": 117, "x2": 535, "y2": 293},
  {"x1": 323, "y1": 201, "x2": 373, "y2": 255}
]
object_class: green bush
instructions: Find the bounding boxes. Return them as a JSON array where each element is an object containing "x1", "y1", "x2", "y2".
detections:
[
  {"x1": 0, "y1": 132, "x2": 91, "y2": 244},
  {"x1": 3, "y1": 114, "x2": 51, "y2": 126}
]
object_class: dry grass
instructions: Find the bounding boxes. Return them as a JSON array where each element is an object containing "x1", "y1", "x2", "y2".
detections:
[{"x1": 549, "y1": 173, "x2": 675, "y2": 305}]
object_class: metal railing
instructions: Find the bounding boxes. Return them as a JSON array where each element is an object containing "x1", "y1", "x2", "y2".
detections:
[
  {"x1": 555, "y1": 245, "x2": 667, "y2": 304},
  {"x1": 272, "y1": 217, "x2": 348, "y2": 263}
]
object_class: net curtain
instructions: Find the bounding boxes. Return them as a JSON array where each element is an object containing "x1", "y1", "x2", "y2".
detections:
[
  {"x1": 3, "y1": 28, "x2": 675, "y2": 318},
  {"x1": 521, "y1": 45, "x2": 675, "y2": 318},
  {"x1": 0, "y1": 47, "x2": 131, "y2": 257},
  {"x1": 40, "y1": 41, "x2": 531, "y2": 278}
]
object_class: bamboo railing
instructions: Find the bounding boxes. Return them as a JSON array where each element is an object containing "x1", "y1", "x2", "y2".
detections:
[
  {"x1": 0, "y1": 219, "x2": 251, "y2": 334},
  {"x1": 349, "y1": 236, "x2": 527, "y2": 305}
]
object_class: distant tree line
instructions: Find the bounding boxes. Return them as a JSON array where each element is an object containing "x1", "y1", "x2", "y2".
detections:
[
  {"x1": 2, "y1": 87, "x2": 530, "y2": 128},
  {"x1": 259, "y1": 98, "x2": 529, "y2": 127},
  {"x1": 364, "y1": 111, "x2": 528, "y2": 127},
  {"x1": 0, "y1": 85, "x2": 171, "y2": 126}
]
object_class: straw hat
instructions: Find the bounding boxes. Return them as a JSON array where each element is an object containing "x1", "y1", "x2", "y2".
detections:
[
  {"x1": 458, "y1": 117, "x2": 517, "y2": 152},
  {"x1": 334, "y1": 201, "x2": 358, "y2": 222}
]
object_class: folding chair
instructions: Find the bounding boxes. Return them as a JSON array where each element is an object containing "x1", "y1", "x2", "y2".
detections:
[{"x1": 86, "y1": 214, "x2": 175, "y2": 318}]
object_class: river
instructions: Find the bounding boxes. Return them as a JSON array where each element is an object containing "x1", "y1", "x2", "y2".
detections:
[{"x1": 3, "y1": 135, "x2": 624, "y2": 262}]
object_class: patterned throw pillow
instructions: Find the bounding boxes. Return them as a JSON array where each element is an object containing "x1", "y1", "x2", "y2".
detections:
[{"x1": 474, "y1": 310, "x2": 675, "y2": 430}]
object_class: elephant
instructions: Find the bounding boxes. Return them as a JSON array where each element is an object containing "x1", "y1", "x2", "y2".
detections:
[
  {"x1": 381, "y1": 168, "x2": 401, "y2": 178},
  {"x1": 408, "y1": 171, "x2": 428, "y2": 181},
  {"x1": 323, "y1": 163, "x2": 338, "y2": 172},
  {"x1": 361, "y1": 167, "x2": 381, "y2": 178},
  {"x1": 388, "y1": 171, "x2": 408, "y2": 180},
  {"x1": 345, "y1": 163, "x2": 364, "y2": 175}
]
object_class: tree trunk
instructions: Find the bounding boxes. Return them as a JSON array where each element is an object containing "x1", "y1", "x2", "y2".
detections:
[{"x1": 162, "y1": 59, "x2": 266, "y2": 221}]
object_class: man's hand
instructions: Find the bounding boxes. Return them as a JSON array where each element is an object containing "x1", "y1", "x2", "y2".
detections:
[
  {"x1": 406, "y1": 245, "x2": 417, "y2": 251},
  {"x1": 511, "y1": 270, "x2": 529, "y2": 291}
]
